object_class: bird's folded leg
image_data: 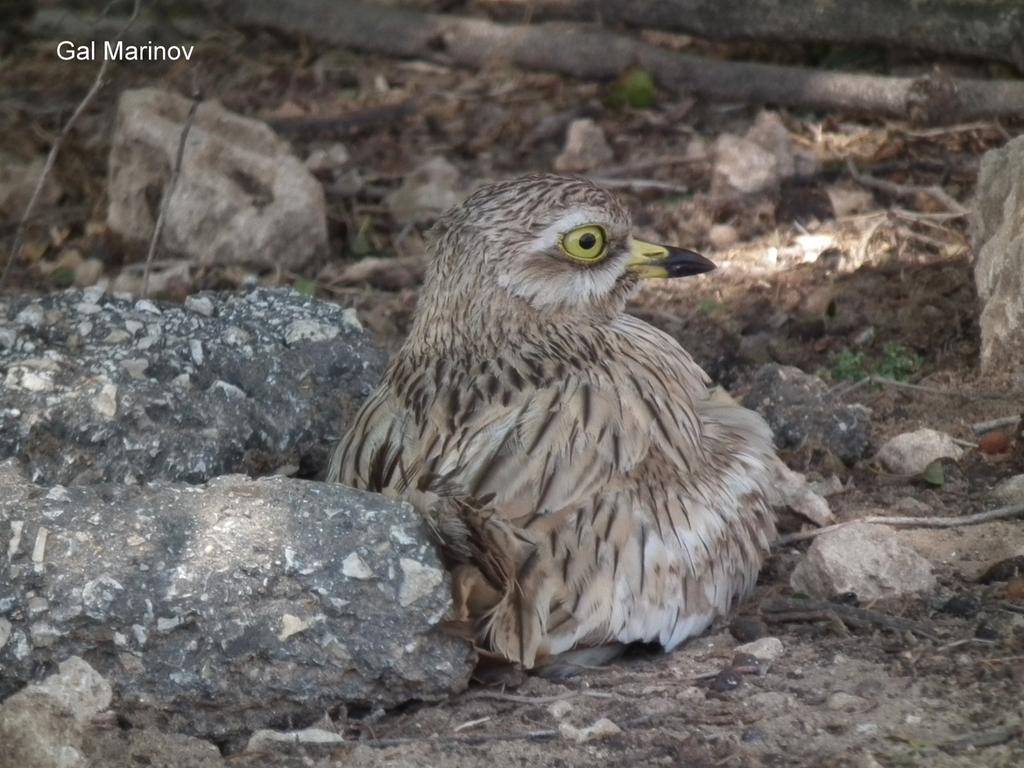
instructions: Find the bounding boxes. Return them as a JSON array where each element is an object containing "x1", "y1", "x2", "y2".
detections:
[{"x1": 412, "y1": 492, "x2": 552, "y2": 666}]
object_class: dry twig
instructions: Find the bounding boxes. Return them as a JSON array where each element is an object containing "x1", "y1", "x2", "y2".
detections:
[
  {"x1": 761, "y1": 597, "x2": 937, "y2": 639},
  {"x1": 846, "y1": 159, "x2": 968, "y2": 216},
  {"x1": 460, "y1": 689, "x2": 617, "y2": 705},
  {"x1": 777, "y1": 503, "x2": 1024, "y2": 546},
  {"x1": 1, "y1": 0, "x2": 142, "y2": 288},
  {"x1": 940, "y1": 722, "x2": 1024, "y2": 752},
  {"x1": 357, "y1": 714, "x2": 662, "y2": 748},
  {"x1": 971, "y1": 415, "x2": 1021, "y2": 436},
  {"x1": 142, "y1": 93, "x2": 199, "y2": 298},
  {"x1": 831, "y1": 374, "x2": 1009, "y2": 401}
]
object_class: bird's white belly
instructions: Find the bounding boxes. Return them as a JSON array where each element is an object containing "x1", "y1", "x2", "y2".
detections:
[
  {"x1": 546, "y1": 530, "x2": 726, "y2": 656},
  {"x1": 615, "y1": 534, "x2": 717, "y2": 650}
]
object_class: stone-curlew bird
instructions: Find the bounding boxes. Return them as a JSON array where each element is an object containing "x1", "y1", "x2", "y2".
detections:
[{"x1": 329, "y1": 174, "x2": 777, "y2": 669}]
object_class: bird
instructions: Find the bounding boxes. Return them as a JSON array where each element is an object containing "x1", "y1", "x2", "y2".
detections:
[{"x1": 327, "y1": 173, "x2": 778, "y2": 670}]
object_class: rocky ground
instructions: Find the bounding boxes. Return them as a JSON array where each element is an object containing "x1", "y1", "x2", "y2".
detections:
[{"x1": 2, "y1": 6, "x2": 1024, "y2": 767}]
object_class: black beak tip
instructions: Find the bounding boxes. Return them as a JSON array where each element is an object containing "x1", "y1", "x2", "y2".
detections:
[{"x1": 667, "y1": 248, "x2": 717, "y2": 277}]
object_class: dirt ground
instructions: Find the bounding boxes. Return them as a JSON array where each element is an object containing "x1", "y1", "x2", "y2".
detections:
[{"x1": 3, "y1": 10, "x2": 1024, "y2": 766}]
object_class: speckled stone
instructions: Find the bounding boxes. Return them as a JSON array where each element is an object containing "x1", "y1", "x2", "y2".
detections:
[
  {"x1": 0, "y1": 287, "x2": 385, "y2": 485},
  {"x1": 0, "y1": 460, "x2": 475, "y2": 742},
  {"x1": 743, "y1": 363, "x2": 872, "y2": 463}
]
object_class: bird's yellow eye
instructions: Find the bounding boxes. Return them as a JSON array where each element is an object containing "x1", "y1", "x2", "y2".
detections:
[{"x1": 560, "y1": 225, "x2": 607, "y2": 262}]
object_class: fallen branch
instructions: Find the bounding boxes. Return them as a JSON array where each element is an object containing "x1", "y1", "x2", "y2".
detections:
[
  {"x1": 142, "y1": 92, "x2": 199, "y2": 298},
  {"x1": 777, "y1": 503, "x2": 1024, "y2": 546},
  {"x1": 225, "y1": 0, "x2": 1024, "y2": 124},
  {"x1": 846, "y1": 160, "x2": 968, "y2": 216},
  {"x1": 831, "y1": 375, "x2": 1011, "y2": 402},
  {"x1": 357, "y1": 714, "x2": 662, "y2": 748},
  {"x1": 940, "y1": 721, "x2": 1024, "y2": 753},
  {"x1": 761, "y1": 597, "x2": 937, "y2": 639},
  {"x1": 472, "y1": 0, "x2": 1024, "y2": 71},
  {"x1": 1, "y1": 0, "x2": 141, "y2": 288}
]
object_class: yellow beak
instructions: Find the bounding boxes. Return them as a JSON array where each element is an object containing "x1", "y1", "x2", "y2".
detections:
[{"x1": 626, "y1": 238, "x2": 716, "y2": 279}]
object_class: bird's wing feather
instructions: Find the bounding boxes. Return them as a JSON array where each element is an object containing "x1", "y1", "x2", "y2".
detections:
[{"x1": 332, "y1": 317, "x2": 715, "y2": 522}]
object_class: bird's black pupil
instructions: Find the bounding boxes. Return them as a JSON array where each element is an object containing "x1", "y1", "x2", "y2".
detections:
[{"x1": 579, "y1": 233, "x2": 597, "y2": 249}]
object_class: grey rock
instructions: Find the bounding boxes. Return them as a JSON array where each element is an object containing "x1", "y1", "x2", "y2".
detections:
[
  {"x1": 246, "y1": 725, "x2": 344, "y2": 753},
  {"x1": 0, "y1": 689, "x2": 88, "y2": 768},
  {"x1": 826, "y1": 692, "x2": 870, "y2": 712},
  {"x1": 790, "y1": 522, "x2": 936, "y2": 601},
  {"x1": 992, "y1": 473, "x2": 1024, "y2": 504},
  {"x1": 0, "y1": 463, "x2": 475, "y2": 741},
  {"x1": 876, "y1": 429, "x2": 964, "y2": 475},
  {"x1": 553, "y1": 119, "x2": 614, "y2": 173},
  {"x1": 386, "y1": 156, "x2": 462, "y2": 224},
  {"x1": 733, "y1": 637, "x2": 784, "y2": 662},
  {"x1": 972, "y1": 136, "x2": 1024, "y2": 380},
  {"x1": 766, "y1": 459, "x2": 835, "y2": 526},
  {"x1": 712, "y1": 111, "x2": 816, "y2": 199},
  {"x1": 84, "y1": 728, "x2": 224, "y2": 768},
  {"x1": 0, "y1": 287, "x2": 384, "y2": 485},
  {"x1": 743, "y1": 364, "x2": 872, "y2": 463},
  {"x1": 27, "y1": 657, "x2": 112, "y2": 722},
  {"x1": 107, "y1": 88, "x2": 327, "y2": 270},
  {"x1": 0, "y1": 656, "x2": 109, "y2": 768}
]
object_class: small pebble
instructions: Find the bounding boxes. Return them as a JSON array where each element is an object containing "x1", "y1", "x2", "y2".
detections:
[
  {"x1": 707, "y1": 669, "x2": 742, "y2": 693},
  {"x1": 120, "y1": 359, "x2": 149, "y2": 380},
  {"x1": 731, "y1": 652, "x2": 761, "y2": 670},
  {"x1": 103, "y1": 329, "x2": 131, "y2": 344},
  {"x1": 729, "y1": 616, "x2": 768, "y2": 642},
  {"x1": 974, "y1": 621, "x2": 1001, "y2": 641},
  {"x1": 305, "y1": 143, "x2": 350, "y2": 173},
  {"x1": 548, "y1": 699, "x2": 572, "y2": 720},
  {"x1": 826, "y1": 692, "x2": 869, "y2": 712},
  {"x1": 734, "y1": 636, "x2": 784, "y2": 662},
  {"x1": 940, "y1": 595, "x2": 980, "y2": 618},
  {"x1": 741, "y1": 727, "x2": 767, "y2": 745},
  {"x1": 74, "y1": 302, "x2": 102, "y2": 315},
  {"x1": 558, "y1": 717, "x2": 621, "y2": 744},
  {"x1": 184, "y1": 295, "x2": 215, "y2": 317},
  {"x1": 979, "y1": 556, "x2": 1024, "y2": 583},
  {"x1": 829, "y1": 592, "x2": 860, "y2": 606},
  {"x1": 708, "y1": 223, "x2": 739, "y2": 250},
  {"x1": 15, "y1": 305, "x2": 45, "y2": 328},
  {"x1": 992, "y1": 474, "x2": 1024, "y2": 504}
]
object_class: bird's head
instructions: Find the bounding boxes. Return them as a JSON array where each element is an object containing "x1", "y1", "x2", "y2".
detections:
[{"x1": 422, "y1": 173, "x2": 715, "y2": 326}]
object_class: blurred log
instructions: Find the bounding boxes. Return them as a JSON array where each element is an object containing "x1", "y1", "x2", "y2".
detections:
[
  {"x1": 227, "y1": 0, "x2": 1024, "y2": 124},
  {"x1": 472, "y1": 0, "x2": 1024, "y2": 72}
]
